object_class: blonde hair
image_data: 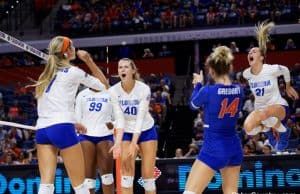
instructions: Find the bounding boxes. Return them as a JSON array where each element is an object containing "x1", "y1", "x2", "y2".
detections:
[
  {"x1": 255, "y1": 21, "x2": 275, "y2": 58},
  {"x1": 206, "y1": 46, "x2": 233, "y2": 76},
  {"x1": 119, "y1": 58, "x2": 141, "y2": 80},
  {"x1": 34, "y1": 36, "x2": 72, "y2": 98}
]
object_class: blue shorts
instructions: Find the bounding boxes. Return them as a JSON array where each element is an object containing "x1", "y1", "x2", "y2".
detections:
[
  {"x1": 122, "y1": 126, "x2": 158, "y2": 144},
  {"x1": 78, "y1": 134, "x2": 114, "y2": 145},
  {"x1": 36, "y1": 123, "x2": 79, "y2": 149},
  {"x1": 197, "y1": 134, "x2": 243, "y2": 171}
]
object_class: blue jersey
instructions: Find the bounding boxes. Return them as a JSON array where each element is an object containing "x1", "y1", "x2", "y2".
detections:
[{"x1": 190, "y1": 83, "x2": 243, "y2": 136}]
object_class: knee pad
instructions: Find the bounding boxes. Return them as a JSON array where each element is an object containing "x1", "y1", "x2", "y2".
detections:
[
  {"x1": 84, "y1": 178, "x2": 96, "y2": 189},
  {"x1": 73, "y1": 183, "x2": 89, "y2": 194},
  {"x1": 101, "y1": 173, "x2": 114, "y2": 185},
  {"x1": 38, "y1": 184, "x2": 54, "y2": 194},
  {"x1": 143, "y1": 178, "x2": 156, "y2": 191},
  {"x1": 183, "y1": 191, "x2": 196, "y2": 194},
  {"x1": 262, "y1": 117, "x2": 278, "y2": 128},
  {"x1": 121, "y1": 176, "x2": 134, "y2": 188}
]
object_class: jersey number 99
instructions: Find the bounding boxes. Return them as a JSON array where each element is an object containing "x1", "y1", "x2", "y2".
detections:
[{"x1": 89, "y1": 102, "x2": 102, "y2": 112}]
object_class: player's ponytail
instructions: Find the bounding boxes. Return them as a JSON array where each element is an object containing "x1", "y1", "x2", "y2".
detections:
[
  {"x1": 34, "y1": 36, "x2": 72, "y2": 98},
  {"x1": 255, "y1": 21, "x2": 274, "y2": 61},
  {"x1": 207, "y1": 46, "x2": 233, "y2": 76}
]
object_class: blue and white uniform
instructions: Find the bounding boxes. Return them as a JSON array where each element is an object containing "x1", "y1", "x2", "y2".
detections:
[
  {"x1": 243, "y1": 64, "x2": 290, "y2": 110},
  {"x1": 190, "y1": 83, "x2": 243, "y2": 171},
  {"x1": 36, "y1": 66, "x2": 106, "y2": 149},
  {"x1": 109, "y1": 81, "x2": 157, "y2": 143},
  {"x1": 75, "y1": 88, "x2": 125, "y2": 144}
]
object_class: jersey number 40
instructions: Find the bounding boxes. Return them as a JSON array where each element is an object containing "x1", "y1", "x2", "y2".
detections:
[{"x1": 218, "y1": 98, "x2": 239, "y2": 118}]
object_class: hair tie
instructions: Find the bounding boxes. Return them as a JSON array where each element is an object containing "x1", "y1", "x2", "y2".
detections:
[{"x1": 61, "y1": 37, "x2": 70, "y2": 54}]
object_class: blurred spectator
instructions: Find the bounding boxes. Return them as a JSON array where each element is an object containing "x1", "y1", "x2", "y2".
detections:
[
  {"x1": 284, "y1": 38, "x2": 296, "y2": 50},
  {"x1": 243, "y1": 94, "x2": 255, "y2": 115},
  {"x1": 8, "y1": 100, "x2": 20, "y2": 120},
  {"x1": 142, "y1": 48, "x2": 154, "y2": 58},
  {"x1": 262, "y1": 145, "x2": 272, "y2": 155},
  {"x1": 0, "y1": 127, "x2": 7, "y2": 141},
  {"x1": 159, "y1": 45, "x2": 172, "y2": 57},
  {"x1": 230, "y1": 41, "x2": 240, "y2": 53},
  {"x1": 174, "y1": 148, "x2": 184, "y2": 158},
  {"x1": 0, "y1": 100, "x2": 5, "y2": 120},
  {"x1": 243, "y1": 144, "x2": 254, "y2": 156},
  {"x1": 184, "y1": 143, "x2": 199, "y2": 158},
  {"x1": 246, "y1": 42, "x2": 255, "y2": 52}
]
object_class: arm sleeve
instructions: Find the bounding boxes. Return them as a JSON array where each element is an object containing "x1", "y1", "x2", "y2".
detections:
[
  {"x1": 269, "y1": 64, "x2": 291, "y2": 82},
  {"x1": 134, "y1": 86, "x2": 151, "y2": 133},
  {"x1": 73, "y1": 67, "x2": 106, "y2": 91},
  {"x1": 109, "y1": 90, "x2": 125, "y2": 129},
  {"x1": 189, "y1": 83, "x2": 208, "y2": 110},
  {"x1": 75, "y1": 92, "x2": 82, "y2": 122}
]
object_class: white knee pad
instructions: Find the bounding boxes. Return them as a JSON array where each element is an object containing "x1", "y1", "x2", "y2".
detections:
[
  {"x1": 38, "y1": 184, "x2": 54, "y2": 194},
  {"x1": 262, "y1": 117, "x2": 278, "y2": 128},
  {"x1": 143, "y1": 178, "x2": 156, "y2": 191},
  {"x1": 121, "y1": 176, "x2": 134, "y2": 188},
  {"x1": 183, "y1": 191, "x2": 196, "y2": 194},
  {"x1": 101, "y1": 173, "x2": 114, "y2": 185},
  {"x1": 84, "y1": 178, "x2": 96, "y2": 189},
  {"x1": 74, "y1": 183, "x2": 90, "y2": 194}
]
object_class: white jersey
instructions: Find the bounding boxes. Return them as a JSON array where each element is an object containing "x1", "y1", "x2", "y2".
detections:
[
  {"x1": 243, "y1": 64, "x2": 290, "y2": 110},
  {"x1": 75, "y1": 88, "x2": 114, "y2": 137},
  {"x1": 109, "y1": 80, "x2": 154, "y2": 133},
  {"x1": 36, "y1": 66, "x2": 105, "y2": 129}
]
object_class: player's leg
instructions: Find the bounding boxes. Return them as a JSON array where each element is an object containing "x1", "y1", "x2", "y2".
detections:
[
  {"x1": 121, "y1": 140, "x2": 137, "y2": 194},
  {"x1": 96, "y1": 138, "x2": 115, "y2": 194},
  {"x1": 183, "y1": 160, "x2": 215, "y2": 194},
  {"x1": 80, "y1": 139, "x2": 97, "y2": 194},
  {"x1": 220, "y1": 165, "x2": 241, "y2": 194},
  {"x1": 37, "y1": 144, "x2": 58, "y2": 194},
  {"x1": 139, "y1": 140, "x2": 158, "y2": 194}
]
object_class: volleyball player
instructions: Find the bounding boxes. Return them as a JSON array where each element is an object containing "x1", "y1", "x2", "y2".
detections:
[
  {"x1": 34, "y1": 36, "x2": 107, "y2": 194},
  {"x1": 184, "y1": 46, "x2": 243, "y2": 194},
  {"x1": 109, "y1": 58, "x2": 158, "y2": 194},
  {"x1": 243, "y1": 21, "x2": 299, "y2": 150},
  {"x1": 75, "y1": 85, "x2": 124, "y2": 194}
]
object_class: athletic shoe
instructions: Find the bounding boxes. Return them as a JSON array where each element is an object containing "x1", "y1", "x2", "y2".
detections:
[{"x1": 277, "y1": 127, "x2": 291, "y2": 151}]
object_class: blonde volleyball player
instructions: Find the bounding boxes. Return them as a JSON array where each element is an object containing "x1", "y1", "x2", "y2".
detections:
[
  {"x1": 34, "y1": 36, "x2": 107, "y2": 194},
  {"x1": 183, "y1": 46, "x2": 243, "y2": 194},
  {"x1": 243, "y1": 22, "x2": 299, "y2": 150},
  {"x1": 75, "y1": 86, "x2": 124, "y2": 194},
  {"x1": 109, "y1": 58, "x2": 158, "y2": 194}
]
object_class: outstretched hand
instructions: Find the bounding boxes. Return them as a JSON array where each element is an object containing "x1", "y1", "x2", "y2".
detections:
[{"x1": 192, "y1": 70, "x2": 204, "y2": 86}]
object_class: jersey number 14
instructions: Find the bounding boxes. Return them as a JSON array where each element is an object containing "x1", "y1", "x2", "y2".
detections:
[{"x1": 218, "y1": 98, "x2": 239, "y2": 118}]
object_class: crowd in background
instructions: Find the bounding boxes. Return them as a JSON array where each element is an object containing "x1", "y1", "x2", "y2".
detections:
[
  {"x1": 54, "y1": 0, "x2": 300, "y2": 36},
  {"x1": 0, "y1": 0, "x2": 300, "y2": 165}
]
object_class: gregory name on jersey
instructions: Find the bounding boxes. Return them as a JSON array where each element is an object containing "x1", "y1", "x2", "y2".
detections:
[{"x1": 217, "y1": 87, "x2": 241, "y2": 95}]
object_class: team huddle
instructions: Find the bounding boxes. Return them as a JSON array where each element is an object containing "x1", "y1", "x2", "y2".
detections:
[{"x1": 33, "y1": 21, "x2": 298, "y2": 194}]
